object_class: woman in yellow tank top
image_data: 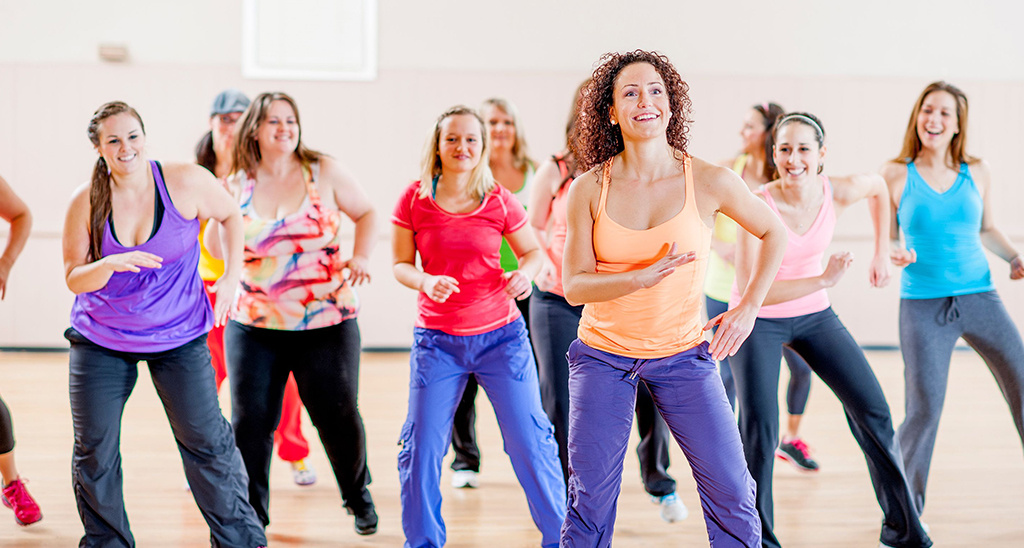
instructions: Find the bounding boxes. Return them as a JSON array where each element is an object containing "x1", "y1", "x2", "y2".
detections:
[{"x1": 559, "y1": 51, "x2": 786, "y2": 547}]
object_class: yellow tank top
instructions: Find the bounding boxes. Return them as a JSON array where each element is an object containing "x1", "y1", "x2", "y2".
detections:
[
  {"x1": 702, "y1": 154, "x2": 747, "y2": 301},
  {"x1": 578, "y1": 155, "x2": 711, "y2": 358},
  {"x1": 198, "y1": 219, "x2": 225, "y2": 281}
]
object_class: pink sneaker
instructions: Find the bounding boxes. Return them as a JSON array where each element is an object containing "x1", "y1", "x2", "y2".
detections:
[{"x1": 2, "y1": 478, "x2": 43, "y2": 526}]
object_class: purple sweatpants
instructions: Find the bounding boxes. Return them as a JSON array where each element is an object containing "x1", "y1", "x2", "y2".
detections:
[{"x1": 560, "y1": 339, "x2": 760, "y2": 547}]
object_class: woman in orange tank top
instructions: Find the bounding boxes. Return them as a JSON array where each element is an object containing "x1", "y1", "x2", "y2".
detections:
[{"x1": 559, "y1": 50, "x2": 786, "y2": 547}]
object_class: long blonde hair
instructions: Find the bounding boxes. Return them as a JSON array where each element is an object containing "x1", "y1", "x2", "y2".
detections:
[
  {"x1": 894, "y1": 81, "x2": 979, "y2": 168},
  {"x1": 418, "y1": 106, "x2": 496, "y2": 201},
  {"x1": 481, "y1": 97, "x2": 533, "y2": 172}
]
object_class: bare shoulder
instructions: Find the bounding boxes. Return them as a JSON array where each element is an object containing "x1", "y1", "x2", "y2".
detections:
[
  {"x1": 162, "y1": 162, "x2": 216, "y2": 190},
  {"x1": 878, "y1": 161, "x2": 907, "y2": 186},
  {"x1": 68, "y1": 182, "x2": 91, "y2": 210},
  {"x1": 691, "y1": 156, "x2": 745, "y2": 199},
  {"x1": 566, "y1": 164, "x2": 602, "y2": 214},
  {"x1": 317, "y1": 154, "x2": 353, "y2": 182},
  {"x1": 969, "y1": 158, "x2": 992, "y2": 182}
]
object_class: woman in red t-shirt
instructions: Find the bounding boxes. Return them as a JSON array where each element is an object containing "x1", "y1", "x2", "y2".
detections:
[{"x1": 391, "y1": 105, "x2": 565, "y2": 548}]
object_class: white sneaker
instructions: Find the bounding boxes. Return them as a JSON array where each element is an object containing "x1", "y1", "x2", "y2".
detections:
[
  {"x1": 651, "y1": 492, "x2": 688, "y2": 523},
  {"x1": 451, "y1": 470, "x2": 479, "y2": 489}
]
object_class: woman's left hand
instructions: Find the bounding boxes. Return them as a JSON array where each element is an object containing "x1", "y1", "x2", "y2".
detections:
[
  {"x1": 704, "y1": 302, "x2": 757, "y2": 361},
  {"x1": 1010, "y1": 255, "x2": 1024, "y2": 280},
  {"x1": 343, "y1": 255, "x2": 372, "y2": 286},
  {"x1": 211, "y1": 272, "x2": 240, "y2": 327},
  {"x1": 503, "y1": 270, "x2": 533, "y2": 301},
  {"x1": 869, "y1": 253, "x2": 891, "y2": 288}
]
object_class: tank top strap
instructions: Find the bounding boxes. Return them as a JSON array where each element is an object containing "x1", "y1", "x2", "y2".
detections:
[
  {"x1": 596, "y1": 159, "x2": 613, "y2": 221},
  {"x1": 304, "y1": 161, "x2": 323, "y2": 209},
  {"x1": 682, "y1": 154, "x2": 694, "y2": 210},
  {"x1": 905, "y1": 161, "x2": 920, "y2": 192},
  {"x1": 237, "y1": 171, "x2": 257, "y2": 210}
]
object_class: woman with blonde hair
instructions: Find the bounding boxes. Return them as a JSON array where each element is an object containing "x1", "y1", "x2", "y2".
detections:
[
  {"x1": 448, "y1": 97, "x2": 538, "y2": 489},
  {"x1": 206, "y1": 91, "x2": 379, "y2": 535},
  {"x1": 392, "y1": 105, "x2": 564, "y2": 547}
]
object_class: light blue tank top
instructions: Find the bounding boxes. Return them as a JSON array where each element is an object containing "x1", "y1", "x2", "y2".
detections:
[{"x1": 897, "y1": 162, "x2": 994, "y2": 299}]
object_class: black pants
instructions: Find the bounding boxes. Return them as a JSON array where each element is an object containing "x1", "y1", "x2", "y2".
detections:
[
  {"x1": 225, "y1": 319, "x2": 373, "y2": 526},
  {"x1": 729, "y1": 308, "x2": 929, "y2": 548},
  {"x1": 66, "y1": 329, "x2": 265, "y2": 548},
  {"x1": 0, "y1": 395, "x2": 13, "y2": 454}
]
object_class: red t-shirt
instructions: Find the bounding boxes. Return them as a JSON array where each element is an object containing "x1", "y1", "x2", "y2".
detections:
[{"x1": 392, "y1": 181, "x2": 528, "y2": 335}]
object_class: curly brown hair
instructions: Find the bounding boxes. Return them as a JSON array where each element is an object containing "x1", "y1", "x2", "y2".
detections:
[{"x1": 570, "y1": 50, "x2": 693, "y2": 171}]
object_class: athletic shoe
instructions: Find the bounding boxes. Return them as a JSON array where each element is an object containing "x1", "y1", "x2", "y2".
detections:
[
  {"x1": 650, "y1": 492, "x2": 688, "y2": 523},
  {"x1": 451, "y1": 470, "x2": 479, "y2": 489},
  {"x1": 290, "y1": 459, "x2": 317, "y2": 486},
  {"x1": 2, "y1": 478, "x2": 42, "y2": 526},
  {"x1": 347, "y1": 503, "x2": 378, "y2": 535},
  {"x1": 776, "y1": 438, "x2": 820, "y2": 472}
]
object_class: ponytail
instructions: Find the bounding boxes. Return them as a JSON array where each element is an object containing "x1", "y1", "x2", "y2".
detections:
[{"x1": 88, "y1": 157, "x2": 112, "y2": 261}]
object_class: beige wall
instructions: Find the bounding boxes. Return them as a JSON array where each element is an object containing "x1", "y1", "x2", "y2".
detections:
[{"x1": 0, "y1": 1, "x2": 1021, "y2": 347}]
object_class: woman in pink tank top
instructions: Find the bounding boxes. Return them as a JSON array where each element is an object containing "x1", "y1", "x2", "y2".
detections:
[
  {"x1": 558, "y1": 50, "x2": 787, "y2": 547},
  {"x1": 728, "y1": 113, "x2": 931, "y2": 548}
]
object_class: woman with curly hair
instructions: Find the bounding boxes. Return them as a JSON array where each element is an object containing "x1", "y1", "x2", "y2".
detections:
[{"x1": 560, "y1": 50, "x2": 786, "y2": 546}]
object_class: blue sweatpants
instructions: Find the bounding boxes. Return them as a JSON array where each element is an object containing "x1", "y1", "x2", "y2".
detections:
[
  {"x1": 397, "y1": 318, "x2": 566, "y2": 548},
  {"x1": 561, "y1": 340, "x2": 760, "y2": 547}
]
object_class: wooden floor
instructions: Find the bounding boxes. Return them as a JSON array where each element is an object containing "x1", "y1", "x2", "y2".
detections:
[{"x1": 0, "y1": 349, "x2": 1021, "y2": 547}]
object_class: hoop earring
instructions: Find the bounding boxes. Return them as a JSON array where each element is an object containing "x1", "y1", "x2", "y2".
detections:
[{"x1": 817, "y1": 162, "x2": 824, "y2": 174}]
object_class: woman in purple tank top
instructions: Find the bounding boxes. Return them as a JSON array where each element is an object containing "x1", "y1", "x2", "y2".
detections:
[{"x1": 61, "y1": 101, "x2": 265, "y2": 547}]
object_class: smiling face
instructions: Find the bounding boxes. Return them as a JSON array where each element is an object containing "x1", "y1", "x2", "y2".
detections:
[
  {"x1": 483, "y1": 104, "x2": 516, "y2": 154},
  {"x1": 740, "y1": 108, "x2": 768, "y2": 154},
  {"x1": 256, "y1": 99, "x2": 299, "y2": 155},
  {"x1": 773, "y1": 121, "x2": 825, "y2": 182},
  {"x1": 915, "y1": 90, "x2": 959, "y2": 152},
  {"x1": 437, "y1": 113, "x2": 484, "y2": 175},
  {"x1": 609, "y1": 62, "x2": 671, "y2": 141},
  {"x1": 95, "y1": 112, "x2": 147, "y2": 177}
]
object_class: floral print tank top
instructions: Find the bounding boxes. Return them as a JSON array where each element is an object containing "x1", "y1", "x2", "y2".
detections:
[{"x1": 230, "y1": 161, "x2": 359, "y2": 330}]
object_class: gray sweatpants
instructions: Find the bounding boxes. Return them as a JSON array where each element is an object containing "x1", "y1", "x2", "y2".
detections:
[{"x1": 898, "y1": 291, "x2": 1024, "y2": 513}]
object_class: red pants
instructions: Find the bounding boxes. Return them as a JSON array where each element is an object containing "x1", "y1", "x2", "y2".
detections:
[{"x1": 204, "y1": 279, "x2": 309, "y2": 462}]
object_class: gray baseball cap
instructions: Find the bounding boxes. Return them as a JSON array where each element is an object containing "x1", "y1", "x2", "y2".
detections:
[{"x1": 210, "y1": 89, "x2": 250, "y2": 116}]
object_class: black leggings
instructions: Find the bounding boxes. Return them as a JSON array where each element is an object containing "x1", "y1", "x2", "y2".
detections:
[
  {"x1": 0, "y1": 395, "x2": 13, "y2": 454},
  {"x1": 225, "y1": 319, "x2": 372, "y2": 526},
  {"x1": 730, "y1": 308, "x2": 929, "y2": 548}
]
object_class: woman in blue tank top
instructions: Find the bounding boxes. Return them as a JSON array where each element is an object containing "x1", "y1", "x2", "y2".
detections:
[
  {"x1": 61, "y1": 101, "x2": 265, "y2": 547},
  {"x1": 881, "y1": 82, "x2": 1024, "y2": 522}
]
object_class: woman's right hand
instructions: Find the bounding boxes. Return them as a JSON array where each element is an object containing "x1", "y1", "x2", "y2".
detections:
[
  {"x1": 103, "y1": 251, "x2": 163, "y2": 273},
  {"x1": 633, "y1": 243, "x2": 695, "y2": 291},
  {"x1": 820, "y1": 252, "x2": 853, "y2": 288},
  {"x1": 420, "y1": 275, "x2": 460, "y2": 303},
  {"x1": 534, "y1": 258, "x2": 557, "y2": 293},
  {"x1": 890, "y1": 246, "x2": 917, "y2": 267}
]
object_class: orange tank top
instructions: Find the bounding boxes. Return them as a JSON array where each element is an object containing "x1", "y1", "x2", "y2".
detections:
[{"x1": 578, "y1": 155, "x2": 711, "y2": 358}]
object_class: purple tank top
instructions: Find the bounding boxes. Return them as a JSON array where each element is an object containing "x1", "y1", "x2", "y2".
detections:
[{"x1": 70, "y1": 161, "x2": 212, "y2": 352}]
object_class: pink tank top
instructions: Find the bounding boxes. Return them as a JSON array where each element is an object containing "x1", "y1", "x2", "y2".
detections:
[
  {"x1": 733, "y1": 176, "x2": 834, "y2": 318},
  {"x1": 543, "y1": 155, "x2": 573, "y2": 297},
  {"x1": 578, "y1": 156, "x2": 711, "y2": 358}
]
